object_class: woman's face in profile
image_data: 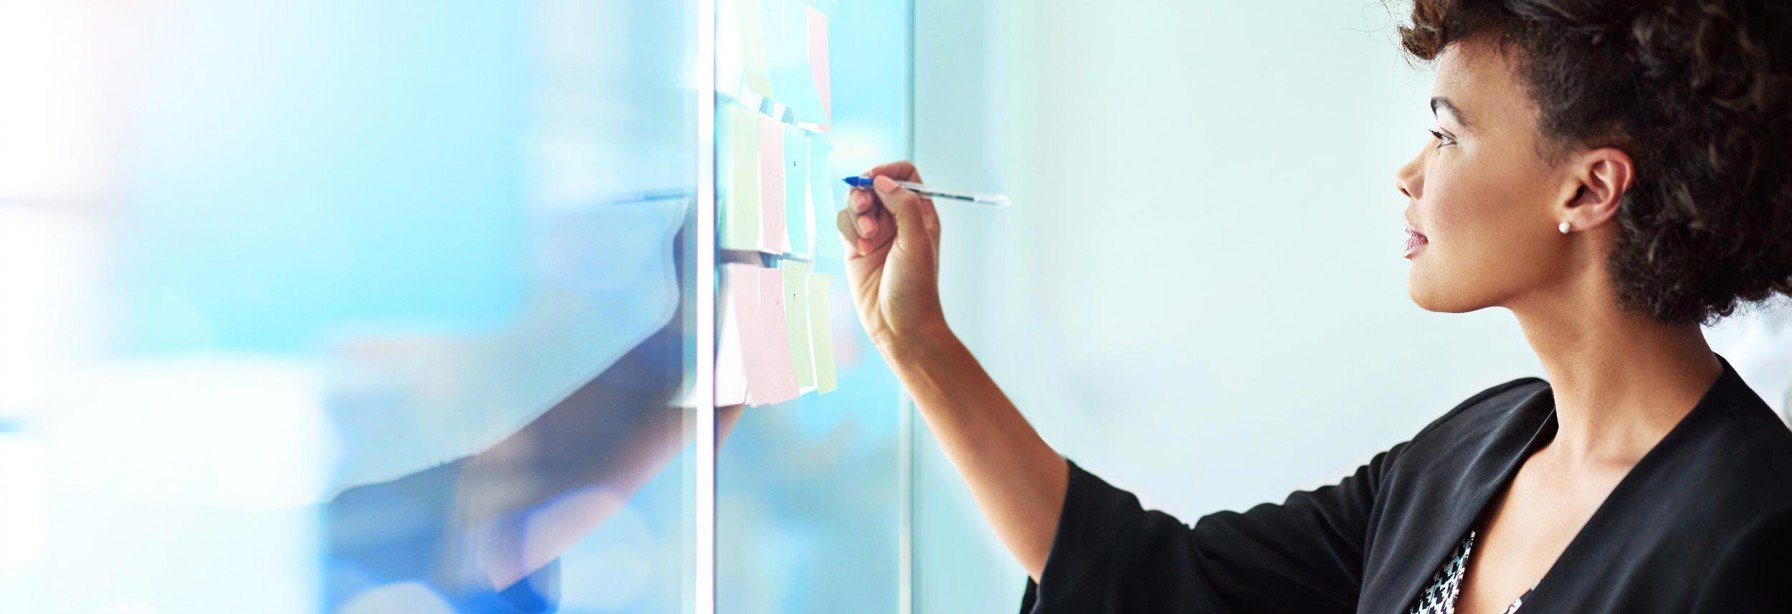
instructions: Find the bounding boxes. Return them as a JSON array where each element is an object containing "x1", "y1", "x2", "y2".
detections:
[{"x1": 1395, "y1": 36, "x2": 1577, "y2": 315}]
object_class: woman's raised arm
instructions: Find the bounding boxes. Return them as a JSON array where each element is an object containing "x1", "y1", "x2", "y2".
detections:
[{"x1": 836, "y1": 160, "x2": 1068, "y2": 579}]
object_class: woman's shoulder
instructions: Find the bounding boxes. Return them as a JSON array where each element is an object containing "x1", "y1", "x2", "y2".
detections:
[
  {"x1": 1407, "y1": 376, "x2": 1553, "y2": 443},
  {"x1": 1361, "y1": 377, "x2": 1554, "y2": 489}
]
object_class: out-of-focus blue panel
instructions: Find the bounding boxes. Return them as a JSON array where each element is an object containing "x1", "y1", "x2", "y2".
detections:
[
  {"x1": 116, "y1": 1, "x2": 531, "y2": 354},
  {"x1": 7, "y1": 2, "x2": 702, "y2": 613}
]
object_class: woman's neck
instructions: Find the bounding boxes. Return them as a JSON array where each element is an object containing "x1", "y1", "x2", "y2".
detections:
[{"x1": 1510, "y1": 295, "x2": 1722, "y2": 469}]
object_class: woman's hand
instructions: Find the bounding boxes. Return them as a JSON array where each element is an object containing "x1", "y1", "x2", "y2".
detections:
[
  {"x1": 836, "y1": 162, "x2": 1067, "y2": 580},
  {"x1": 835, "y1": 161, "x2": 950, "y2": 354}
]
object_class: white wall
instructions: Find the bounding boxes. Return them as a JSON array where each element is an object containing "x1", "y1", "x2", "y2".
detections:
[{"x1": 910, "y1": 1, "x2": 1792, "y2": 610}]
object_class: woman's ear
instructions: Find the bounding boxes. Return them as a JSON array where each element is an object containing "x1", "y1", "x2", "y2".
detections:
[{"x1": 1561, "y1": 146, "x2": 1634, "y2": 231}]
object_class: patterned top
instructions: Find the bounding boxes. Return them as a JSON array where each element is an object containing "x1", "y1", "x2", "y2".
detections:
[{"x1": 1407, "y1": 530, "x2": 1535, "y2": 614}]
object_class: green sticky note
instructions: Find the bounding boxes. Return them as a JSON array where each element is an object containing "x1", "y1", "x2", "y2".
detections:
[
  {"x1": 783, "y1": 123, "x2": 811, "y2": 257},
  {"x1": 808, "y1": 273, "x2": 836, "y2": 393},
  {"x1": 807, "y1": 135, "x2": 841, "y2": 261},
  {"x1": 781, "y1": 261, "x2": 815, "y2": 390},
  {"x1": 739, "y1": 0, "x2": 773, "y2": 96},
  {"x1": 719, "y1": 103, "x2": 761, "y2": 251}
]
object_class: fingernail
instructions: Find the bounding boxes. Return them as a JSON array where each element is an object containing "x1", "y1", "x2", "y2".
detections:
[{"x1": 856, "y1": 215, "x2": 876, "y2": 236}]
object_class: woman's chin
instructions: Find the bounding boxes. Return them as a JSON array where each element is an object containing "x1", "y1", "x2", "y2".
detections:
[
  {"x1": 1407, "y1": 280, "x2": 1485, "y2": 314},
  {"x1": 1406, "y1": 274, "x2": 1449, "y2": 313}
]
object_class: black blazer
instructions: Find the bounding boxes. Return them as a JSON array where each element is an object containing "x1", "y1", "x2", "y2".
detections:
[{"x1": 1021, "y1": 352, "x2": 1792, "y2": 612}]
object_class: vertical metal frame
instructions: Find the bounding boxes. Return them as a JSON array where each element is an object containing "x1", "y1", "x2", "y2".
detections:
[
  {"x1": 694, "y1": 0, "x2": 719, "y2": 610},
  {"x1": 899, "y1": 2, "x2": 918, "y2": 613}
]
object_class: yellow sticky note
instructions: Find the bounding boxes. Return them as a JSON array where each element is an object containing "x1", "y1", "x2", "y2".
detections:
[
  {"x1": 738, "y1": 0, "x2": 773, "y2": 96},
  {"x1": 719, "y1": 103, "x2": 761, "y2": 251},
  {"x1": 782, "y1": 261, "x2": 815, "y2": 390},
  {"x1": 715, "y1": 264, "x2": 752, "y2": 406},
  {"x1": 808, "y1": 273, "x2": 836, "y2": 394}
]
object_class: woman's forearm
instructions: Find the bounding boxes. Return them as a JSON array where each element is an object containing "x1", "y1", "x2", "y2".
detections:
[{"x1": 887, "y1": 327, "x2": 1068, "y2": 581}]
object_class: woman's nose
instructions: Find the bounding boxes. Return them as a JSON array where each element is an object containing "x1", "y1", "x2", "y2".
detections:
[{"x1": 1394, "y1": 153, "x2": 1423, "y2": 200}]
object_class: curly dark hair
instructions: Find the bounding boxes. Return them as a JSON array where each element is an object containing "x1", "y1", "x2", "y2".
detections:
[{"x1": 1394, "y1": 0, "x2": 1792, "y2": 326}]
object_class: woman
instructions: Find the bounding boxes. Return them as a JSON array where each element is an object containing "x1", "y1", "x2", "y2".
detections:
[{"x1": 835, "y1": 1, "x2": 1792, "y2": 612}]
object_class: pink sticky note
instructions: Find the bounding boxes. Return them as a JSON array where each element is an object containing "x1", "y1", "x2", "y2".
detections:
[
  {"x1": 808, "y1": 7, "x2": 831, "y2": 127},
  {"x1": 726, "y1": 264, "x2": 796, "y2": 407},
  {"x1": 750, "y1": 265, "x2": 801, "y2": 405},
  {"x1": 758, "y1": 113, "x2": 789, "y2": 254}
]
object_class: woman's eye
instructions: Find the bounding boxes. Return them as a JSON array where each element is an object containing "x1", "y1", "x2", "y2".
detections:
[{"x1": 1428, "y1": 129, "x2": 1454, "y2": 149}]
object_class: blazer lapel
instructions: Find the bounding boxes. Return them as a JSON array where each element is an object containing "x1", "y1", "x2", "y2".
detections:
[{"x1": 1362, "y1": 385, "x2": 1557, "y2": 613}]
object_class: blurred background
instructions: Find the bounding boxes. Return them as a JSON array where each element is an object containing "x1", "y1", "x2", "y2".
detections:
[{"x1": 1, "y1": 0, "x2": 1787, "y2": 612}]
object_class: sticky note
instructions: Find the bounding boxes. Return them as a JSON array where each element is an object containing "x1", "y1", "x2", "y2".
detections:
[
  {"x1": 768, "y1": 0, "x2": 826, "y2": 124},
  {"x1": 751, "y1": 265, "x2": 801, "y2": 405},
  {"x1": 725, "y1": 263, "x2": 799, "y2": 407},
  {"x1": 781, "y1": 261, "x2": 815, "y2": 390},
  {"x1": 719, "y1": 103, "x2": 762, "y2": 251},
  {"x1": 807, "y1": 6, "x2": 831, "y2": 126},
  {"x1": 808, "y1": 273, "x2": 837, "y2": 393},
  {"x1": 808, "y1": 135, "x2": 842, "y2": 261},
  {"x1": 783, "y1": 123, "x2": 811, "y2": 258},
  {"x1": 757, "y1": 112, "x2": 789, "y2": 254},
  {"x1": 716, "y1": 265, "x2": 752, "y2": 406},
  {"x1": 738, "y1": 0, "x2": 773, "y2": 96}
]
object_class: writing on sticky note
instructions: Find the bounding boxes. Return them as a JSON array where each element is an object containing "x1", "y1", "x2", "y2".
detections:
[
  {"x1": 782, "y1": 261, "x2": 815, "y2": 390},
  {"x1": 783, "y1": 123, "x2": 811, "y2": 258},
  {"x1": 758, "y1": 112, "x2": 789, "y2": 254},
  {"x1": 808, "y1": 273, "x2": 837, "y2": 393},
  {"x1": 720, "y1": 103, "x2": 761, "y2": 251},
  {"x1": 807, "y1": 6, "x2": 831, "y2": 126}
]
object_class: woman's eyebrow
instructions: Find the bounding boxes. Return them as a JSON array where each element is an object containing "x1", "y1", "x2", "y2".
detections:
[{"x1": 1430, "y1": 96, "x2": 1473, "y2": 130}]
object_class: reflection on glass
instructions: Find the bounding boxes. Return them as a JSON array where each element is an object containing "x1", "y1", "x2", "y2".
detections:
[{"x1": 2, "y1": 1, "x2": 701, "y2": 612}]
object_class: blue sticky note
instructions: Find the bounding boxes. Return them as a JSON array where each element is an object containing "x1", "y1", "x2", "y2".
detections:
[
  {"x1": 783, "y1": 123, "x2": 811, "y2": 257},
  {"x1": 807, "y1": 135, "x2": 842, "y2": 261},
  {"x1": 766, "y1": 0, "x2": 825, "y2": 123}
]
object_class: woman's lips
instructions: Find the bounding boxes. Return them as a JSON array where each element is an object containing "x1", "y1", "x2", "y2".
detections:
[{"x1": 1403, "y1": 228, "x2": 1428, "y2": 258}]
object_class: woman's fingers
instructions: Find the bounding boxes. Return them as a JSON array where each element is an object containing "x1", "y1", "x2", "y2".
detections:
[
  {"x1": 849, "y1": 186, "x2": 876, "y2": 213},
  {"x1": 836, "y1": 206, "x2": 891, "y2": 256},
  {"x1": 871, "y1": 175, "x2": 935, "y2": 251},
  {"x1": 848, "y1": 188, "x2": 881, "y2": 243},
  {"x1": 835, "y1": 208, "x2": 857, "y2": 254},
  {"x1": 849, "y1": 160, "x2": 925, "y2": 239},
  {"x1": 840, "y1": 160, "x2": 932, "y2": 257}
]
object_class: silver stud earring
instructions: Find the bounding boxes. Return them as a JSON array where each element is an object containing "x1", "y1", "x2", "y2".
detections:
[{"x1": 1558, "y1": 220, "x2": 1572, "y2": 234}]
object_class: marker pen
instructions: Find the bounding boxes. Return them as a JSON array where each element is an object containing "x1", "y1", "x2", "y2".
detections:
[{"x1": 842, "y1": 176, "x2": 1010, "y2": 207}]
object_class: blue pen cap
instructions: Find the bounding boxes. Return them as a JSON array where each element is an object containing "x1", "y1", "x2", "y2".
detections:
[{"x1": 841, "y1": 176, "x2": 874, "y2": 189}]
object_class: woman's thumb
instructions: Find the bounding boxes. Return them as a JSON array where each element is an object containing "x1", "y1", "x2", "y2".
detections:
[{"x1": 872, "y1": 175, "x2": 936, "y2": 248}]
